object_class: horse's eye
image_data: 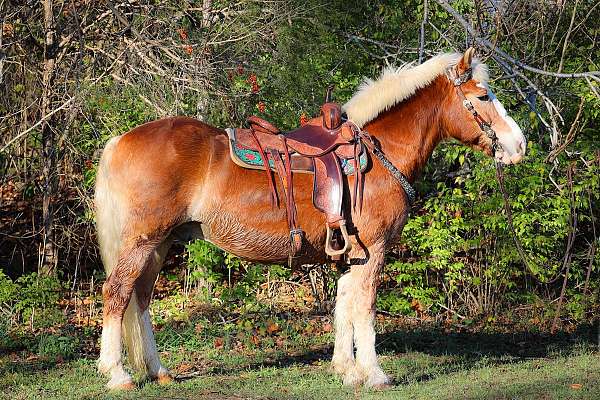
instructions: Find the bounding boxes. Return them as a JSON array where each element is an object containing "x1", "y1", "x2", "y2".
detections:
[{"x1": 477, "y1": 94, "x2": 490, "y2": 102}]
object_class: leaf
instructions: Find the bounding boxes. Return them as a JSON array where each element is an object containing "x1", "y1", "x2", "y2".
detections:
[
  {"x1": 214, "y1": 337, "x2": 224, "y2": 349},
  {"x1": 266, "y1": 322, "x2": 280, "y2": 334},
  {"x1": 177, "y1": 363, "x2": 193, "y2": 374},
  {"x1": 570, "y1": 384, "x2": 583, "y2": 390}
]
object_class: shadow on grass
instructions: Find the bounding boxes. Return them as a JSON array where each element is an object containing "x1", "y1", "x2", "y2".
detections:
[
  {"x1": 4, "y1": 319, "x2": 598, "y2": 393},
  {"x1": 379, "y1": 323, "x2": 598, "y2": 358},
  {"x1": 176, "y1": 322, "x2": 598, "y2": 383}
]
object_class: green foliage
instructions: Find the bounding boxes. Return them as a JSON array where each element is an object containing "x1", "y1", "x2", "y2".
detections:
[
  {"x1": 381, "y1": 136, "x2": 599, "y2": 317},
  {"x1": 3, "y1": 0, "x2": 599, "y2": 325},
  {"x1": 0, "y1": 272, "x2": 65, "y2": 330},
  {"x1": 186, "y1": 240, "x2": 226, "y2": 291},
  {"x1": 185, "y1": 240, "x2": 293, "y2": 310},
  {"x1": 37, "y1": 334, "x2": 79, "y2": 360},
  {"x1": 0, "y1": 270, "x2": 18, "y2": 307}
]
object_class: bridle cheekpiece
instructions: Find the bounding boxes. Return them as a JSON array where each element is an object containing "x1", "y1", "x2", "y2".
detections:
[{"x1": 446, "y1": 66, "x2": 501, "y2": 156}]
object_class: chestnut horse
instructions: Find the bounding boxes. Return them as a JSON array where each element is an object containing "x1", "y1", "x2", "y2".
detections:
[{"x1": 95, "y1": 49, "x2": 526, "y2": 389}]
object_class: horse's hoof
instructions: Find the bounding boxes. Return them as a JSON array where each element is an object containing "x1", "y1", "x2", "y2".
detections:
[
  {"x1": 109, "y1": 381, "x2": 135, "y2": 391},
  {"x1": 330, "y1": 358, "x2": 354, "y2": 375},
  {"x1": 156, "y1": 373, "x2": 174, "y2": 385},
  {"x1": 371, "y1": 383, "x2": 394, "y2": 391},
  {"x1": 342, "y1": 366, "x2": 365, "y2": 387},
  {"x1": 365, "y1": 370, "x2": 392, "y2": 389}
]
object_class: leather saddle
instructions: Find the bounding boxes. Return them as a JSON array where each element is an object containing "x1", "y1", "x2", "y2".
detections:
[{"x1": 227, "y1": 99, "x2": 365, "y2": 260}]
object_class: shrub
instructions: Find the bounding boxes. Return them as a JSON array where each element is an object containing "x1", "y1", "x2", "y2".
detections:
[{"x1": 37, "y1": 334, "x2": 79, "y2": 360}]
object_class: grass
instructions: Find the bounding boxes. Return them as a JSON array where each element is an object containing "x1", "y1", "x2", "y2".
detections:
[{"x1": 2, "y1": 311, "x2": 600, "y2": 400}]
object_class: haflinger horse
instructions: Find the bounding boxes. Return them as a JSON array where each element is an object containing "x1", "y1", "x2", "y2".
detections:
[{"x1": 95, "y1": 48, "x2": 526, "y2": 390}]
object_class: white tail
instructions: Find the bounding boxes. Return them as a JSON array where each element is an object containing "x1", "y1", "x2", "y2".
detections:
[{"x1": 95, "y1": 135, "x2": 149, "y2": 375}]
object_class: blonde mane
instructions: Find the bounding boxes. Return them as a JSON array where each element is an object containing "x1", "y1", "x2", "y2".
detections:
[{"x1": 343, "y1": 53, "x2": 489, "y2": 128}]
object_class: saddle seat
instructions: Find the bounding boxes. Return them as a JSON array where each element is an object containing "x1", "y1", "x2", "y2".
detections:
[
  {"x1": 247, "y1": 103, "x2": 356, "y2": 156},
  {"x1": 228, "y1": 102, "x2": 365, "y2": 260}
]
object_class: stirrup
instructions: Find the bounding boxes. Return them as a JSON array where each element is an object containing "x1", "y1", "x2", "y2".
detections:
[
  {"x1": 325, "y1": 220, "x2": 352, "y2": 257},
  {"x1": 289, "y1": 228, "x2": 304, "y2": 255}
]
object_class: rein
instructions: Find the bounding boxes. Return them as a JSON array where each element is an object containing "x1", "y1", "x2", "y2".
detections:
[{"x1": 447, "y1": 66, "x2": 538, "y2": 279}]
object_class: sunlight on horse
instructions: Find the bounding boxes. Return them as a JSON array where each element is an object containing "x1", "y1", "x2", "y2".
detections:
[{"x1": 95, "y1": 49, "x2": 526, "y2": 390}]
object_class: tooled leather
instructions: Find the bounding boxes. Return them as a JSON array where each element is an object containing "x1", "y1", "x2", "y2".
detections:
[
  {"x1": 312, "y1": 153, "x2": 343, "y2": 223},
  {"x1": 247, "y1": 115, "x2": 280, "y2": 134},
  {"x1": 235, "y1": 102, "x2": 361, "y2": 257}
]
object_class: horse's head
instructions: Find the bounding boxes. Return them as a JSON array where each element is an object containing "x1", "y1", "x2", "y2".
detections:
[{"x1": 443, "y1": 48, "x2": 526, "y2": 165}]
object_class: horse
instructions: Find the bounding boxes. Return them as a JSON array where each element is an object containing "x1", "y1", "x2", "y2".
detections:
[{"x1": 94, "y1": 48, "x2": 526, "y2": 390}]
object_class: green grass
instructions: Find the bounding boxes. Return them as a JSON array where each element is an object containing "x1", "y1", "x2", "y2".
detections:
[{"x1": 2, "y1": 317, "x2": 600, "y2": 400}]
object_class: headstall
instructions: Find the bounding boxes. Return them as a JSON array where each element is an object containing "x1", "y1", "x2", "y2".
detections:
[{"x1": 446, "y1": 67, "x2": 501, "y2": 156}]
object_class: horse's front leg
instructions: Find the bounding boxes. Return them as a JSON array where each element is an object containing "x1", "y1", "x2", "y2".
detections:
[
  {"x1": 331, "y1": 272, "x2": 355, "y2": 375},
  {"x1": 333, "y1": 243, "x2": 391, "y2": 388}
]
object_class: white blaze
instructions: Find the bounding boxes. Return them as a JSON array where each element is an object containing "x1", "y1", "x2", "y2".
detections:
[{"x1": 488, "y1": 89, "x2": 526, "y2": 164}]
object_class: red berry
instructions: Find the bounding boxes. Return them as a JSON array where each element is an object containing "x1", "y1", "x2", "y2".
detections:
[{"x1": 300, "y1": 113, "x2": 309, "y2": 126}]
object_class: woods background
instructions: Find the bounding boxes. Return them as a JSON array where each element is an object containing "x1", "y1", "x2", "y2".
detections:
[{"x1": 0, "y1": 0, "x2": 599, "y2": 344}]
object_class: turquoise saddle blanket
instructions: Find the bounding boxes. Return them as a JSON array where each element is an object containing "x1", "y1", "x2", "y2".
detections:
[{"x1": 228, "y1": 137, "x2": 368, "y2": 175}]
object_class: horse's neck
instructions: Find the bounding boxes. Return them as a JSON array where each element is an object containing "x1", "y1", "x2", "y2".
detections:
[{"x1": 363, "y1": 78, "x2": 446, "y2": 182}]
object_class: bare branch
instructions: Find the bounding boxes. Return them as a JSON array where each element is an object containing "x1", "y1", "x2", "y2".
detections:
[
  {"x1": 419, "y1": 0, "x2": 429, "y2": 64},
  {"x1": 434, "y1": 0, "x2": 600, "y2": 79}
]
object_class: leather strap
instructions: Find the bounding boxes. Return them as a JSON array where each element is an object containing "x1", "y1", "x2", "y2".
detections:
[
  {"x1": 358, "y1": 130, "x2": 416, "y2": 205},
  {"x1": 249, "y1": 129, "x2": 279, "y2": 207},
  {"x1": 270, "y1": 137, "x2": 303, "y2": 257},
  {"x1": 247, "y1": 115, "x2": 280, "y2": 134},
  {"x1": 445, "y1": 67, "x2": 500, "y2": 155}
]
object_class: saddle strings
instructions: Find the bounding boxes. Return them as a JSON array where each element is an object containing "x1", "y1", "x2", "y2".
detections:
[{"x1": 249, "y1": 129, "x2": 279, "y2": 208}]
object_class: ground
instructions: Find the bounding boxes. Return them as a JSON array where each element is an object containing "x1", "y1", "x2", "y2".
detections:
[{"x1": 2, "y1": 311, "x2": 600, "y2": 400}]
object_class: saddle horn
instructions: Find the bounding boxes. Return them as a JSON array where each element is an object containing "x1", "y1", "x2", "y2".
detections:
[{"x1": 325, "y1": 84, "x2": 335, "y2": 103}]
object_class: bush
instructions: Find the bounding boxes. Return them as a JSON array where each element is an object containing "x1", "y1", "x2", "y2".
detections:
[
  {"x1": 0, "y1": 272, "x2": 65, "y2": 330},
  {"x1": 37, "y1": 334, "x2": 79, "y2": 360}
]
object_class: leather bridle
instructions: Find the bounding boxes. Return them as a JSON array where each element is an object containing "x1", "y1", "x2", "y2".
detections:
[{"x1": 446, "y1": 67, "x2": 501, "y2": 156}]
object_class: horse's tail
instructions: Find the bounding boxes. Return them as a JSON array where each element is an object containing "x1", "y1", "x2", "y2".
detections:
[
  {"x1": 95, "y1": 136, "x2": 150, "y2": 375},
  {"x1": 95, "y1": 136, "x2": 123, "y2": 280}
]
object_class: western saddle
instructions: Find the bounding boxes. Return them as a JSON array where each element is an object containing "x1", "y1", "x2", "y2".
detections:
[{"x1": 226, "y1": 89, "x2": 366, "y2": 261}]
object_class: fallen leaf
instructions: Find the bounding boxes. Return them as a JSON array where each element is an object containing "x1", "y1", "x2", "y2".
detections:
[
  {"x1": 570, "y1": 384, "x2": 583, "y2": 390},
  {"x1": 266, "y1": 322, "x2": 279, "y2": 334},
  {"x1": 214, "y1": 337, "x2": 224, "y2": 349},
  {"x1": 177, "y1": 363, "x2": 193, "y2": 373}
]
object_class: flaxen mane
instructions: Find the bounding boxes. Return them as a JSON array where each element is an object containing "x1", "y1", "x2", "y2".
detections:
[{"x1": 343, "y1": 53, "x2": 489, "y2": 127}]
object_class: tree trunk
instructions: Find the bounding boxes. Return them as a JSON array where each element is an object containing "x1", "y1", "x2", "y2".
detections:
[
  {"x1": 40, "y1": 0, "x2": 58, "y2": 276},
  {"x1": 202, "y1": 0, "x2": 212, "y2": 28}
]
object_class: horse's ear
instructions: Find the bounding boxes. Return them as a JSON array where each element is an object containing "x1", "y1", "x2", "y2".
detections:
[{"x1": 457, "y1": 47, "x2": 475, "y2": 74}]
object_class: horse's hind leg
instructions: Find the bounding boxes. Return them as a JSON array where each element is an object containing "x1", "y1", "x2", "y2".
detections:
[
  {"x1": 98, "y1": 236, "x2": 164, "y2": 389},
  {"x1": 126, "y1": 237, "x2": 173, "y2": 384}
]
